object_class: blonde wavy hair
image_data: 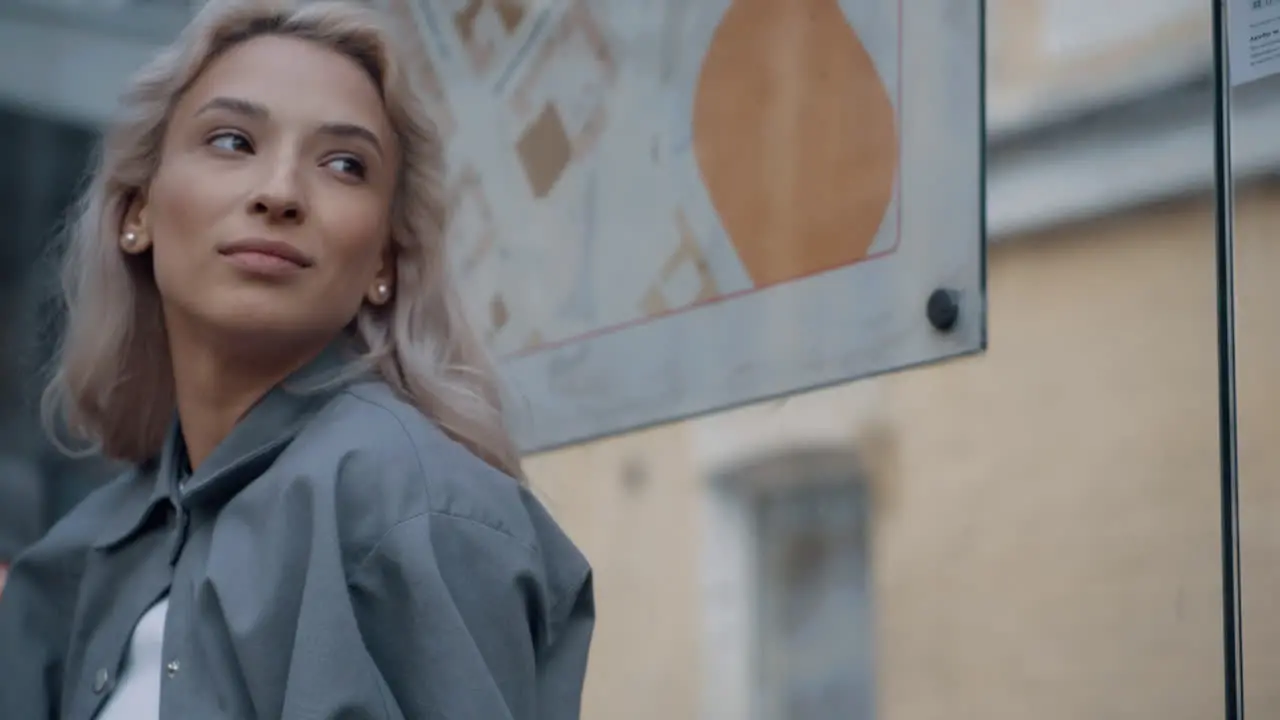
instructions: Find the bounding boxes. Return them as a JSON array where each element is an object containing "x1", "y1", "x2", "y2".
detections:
[{"x1": 42, "y1": 0, "x2": 523, "y2": 478}]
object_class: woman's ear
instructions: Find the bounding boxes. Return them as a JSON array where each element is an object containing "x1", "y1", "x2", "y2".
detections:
[{"x1": 119, "y1": 194, "x2": 152, "y2": 255}]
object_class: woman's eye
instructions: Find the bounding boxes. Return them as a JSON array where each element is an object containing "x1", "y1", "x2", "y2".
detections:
[
  {"x1": 325, "y1": 156, "x2": 367, "y2": 180},
  {"x1": 208, "y1": 131, "x2": 252, "y2": 153}
]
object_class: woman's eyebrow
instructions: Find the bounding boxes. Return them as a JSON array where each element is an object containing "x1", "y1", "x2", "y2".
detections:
[
  {"x1": 194, "y1": 96, "x2": 383, "y2": 158},
  {"x1": 195, "y1": 96, "x2": 268, "y2": 120},
  {"x1": 316, "y1": 122, "x2": 383, "y2": 158}
]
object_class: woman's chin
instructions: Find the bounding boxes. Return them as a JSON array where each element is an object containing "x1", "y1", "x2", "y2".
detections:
[{"x1": 189, "y1": 299, "x2": 334, "y2": 347}]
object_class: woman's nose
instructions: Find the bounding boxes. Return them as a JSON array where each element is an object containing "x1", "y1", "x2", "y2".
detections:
[{"x1": 248, "y1": 160, "x2": 307, "y2": 224}]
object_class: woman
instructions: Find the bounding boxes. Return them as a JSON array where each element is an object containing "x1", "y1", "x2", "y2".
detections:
[{"x1": 0, "y1": 1, "x2": 594, "y2": 718}]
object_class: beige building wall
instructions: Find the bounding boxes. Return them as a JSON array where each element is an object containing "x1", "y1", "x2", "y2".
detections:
[{"x1": 528, "y1": 182, "x2": 1280, "y2": 719}]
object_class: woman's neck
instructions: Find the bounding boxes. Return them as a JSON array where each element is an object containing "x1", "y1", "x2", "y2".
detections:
[{"x1": 166, "y1": 323, "x2": 326, "y2": 470}]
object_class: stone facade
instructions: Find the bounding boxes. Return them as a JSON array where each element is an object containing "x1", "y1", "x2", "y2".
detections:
[{"x1": 528, "y1": 183, "x2": 1280, "y2": 719}]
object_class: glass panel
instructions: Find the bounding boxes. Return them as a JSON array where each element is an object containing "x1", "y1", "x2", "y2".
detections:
[
  {"x1": 528, "y1": 2, "x2": 1228, "y2": 718},
  {"x1": 0, "y1": 1, "x2": 1235, "y2": 719},
  {"x1": 1235, "y1": 176, "x2": 1280, "y2": 712},
  {"x1": 1226, "y1": 0, "x2": 1280, "y2": 710}
]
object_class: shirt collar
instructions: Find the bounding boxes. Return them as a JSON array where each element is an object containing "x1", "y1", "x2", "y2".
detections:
[
  {"x1": 90, "y1": 463, "x2": 171, "y2": 552},
  {"x1": 92, "y1": 340, "x2": 362, "y2": 551}
]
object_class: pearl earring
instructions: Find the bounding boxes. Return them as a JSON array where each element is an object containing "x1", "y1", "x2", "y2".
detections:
[
  {"x1": 375, "y1": 282, "x2": 391, "y2": 302},
  {"x1": 122, "y1": 231, "x2": 139, "y2": 250}
]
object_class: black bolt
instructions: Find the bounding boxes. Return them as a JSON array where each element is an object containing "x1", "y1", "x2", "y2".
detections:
[{"x1": 926, "y1": 288, "x2": 960, "y2": 332}]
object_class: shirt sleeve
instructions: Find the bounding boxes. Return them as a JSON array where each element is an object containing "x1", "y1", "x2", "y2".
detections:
[
  {"x1": 0, "y1": 515, "x2": 91, "y2": 720},
  {"x1": 346, "y1": 510, "x2": 595, "y2": 720}
]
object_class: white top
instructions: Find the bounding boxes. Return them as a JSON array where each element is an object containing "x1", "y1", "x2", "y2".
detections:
[{"x1": 95, "y1": 598, "x2": 168, "y2": 720}]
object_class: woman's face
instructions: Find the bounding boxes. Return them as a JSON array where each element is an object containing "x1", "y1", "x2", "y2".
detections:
[{"x1": 127, "y1": 34, "x2": 399, "y2": 347}]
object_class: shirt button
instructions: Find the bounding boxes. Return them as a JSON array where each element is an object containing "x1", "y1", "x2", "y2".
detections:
[
  {"x1": 92, "y1": 668, "x2": 110, "y2": 694},
  {"x1": 166, "y1": 660, "x2": 181, "y2": 678}
]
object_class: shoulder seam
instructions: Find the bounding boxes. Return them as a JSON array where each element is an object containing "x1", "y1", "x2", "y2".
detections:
[
  {"x1": 354, "y1": 509, "x2": 539, "y2": 571},
  {"x1": 337, "y1": 386, "x2": 431, "y2": 487},
  {"x1": 337, "y1": 388, "x2": 539, "y2": 562}
]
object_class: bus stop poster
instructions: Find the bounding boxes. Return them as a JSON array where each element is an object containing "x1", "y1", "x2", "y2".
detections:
[{"x1": 384, "y1": 0, "x2": 986, "y2": 451}]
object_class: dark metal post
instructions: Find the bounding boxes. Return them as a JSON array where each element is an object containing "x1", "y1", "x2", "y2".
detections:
[{"x1": 1210, "y1": 1, "x2": 1244, "y2": 718}]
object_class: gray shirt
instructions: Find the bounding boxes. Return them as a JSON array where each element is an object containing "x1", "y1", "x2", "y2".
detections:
[{"x1": 0, "y1": 346, "x2": 594, "y2": 719}]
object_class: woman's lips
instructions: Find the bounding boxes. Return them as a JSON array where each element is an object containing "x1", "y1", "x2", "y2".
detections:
[{"x1": 216, "y1": 238, "x2": 314, "y2": 277}]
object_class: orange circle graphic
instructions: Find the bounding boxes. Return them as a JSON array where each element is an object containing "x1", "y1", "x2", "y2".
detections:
[{"x1": 693, "y1": 0, "x2": 899, "y2": 288}]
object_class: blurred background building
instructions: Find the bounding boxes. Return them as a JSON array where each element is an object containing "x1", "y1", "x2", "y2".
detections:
[{"x1": 1, "y1": 1, "x2": 1277, "y2": 718}]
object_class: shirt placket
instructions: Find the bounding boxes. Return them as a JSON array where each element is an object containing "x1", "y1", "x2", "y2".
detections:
[
  {"x1": 73, "y1": 519, "x2": 174, "y2": 720},
  {"x1": 156, "y1": 504, "x2": 198, "y2": 718}
]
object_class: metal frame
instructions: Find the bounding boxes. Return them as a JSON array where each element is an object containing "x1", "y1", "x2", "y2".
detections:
[{"x1": 1211, "y1": 1, "x2": 1244, "y2": 717}]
